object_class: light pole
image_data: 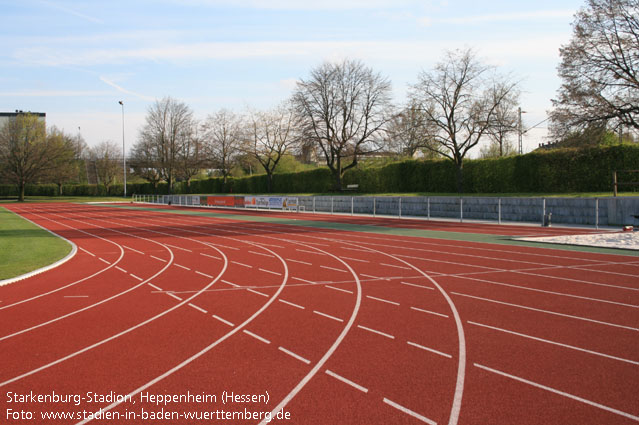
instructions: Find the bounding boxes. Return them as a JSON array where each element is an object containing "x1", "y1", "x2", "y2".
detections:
[
  {"x1": 517, "y1": 107, "x2": 527, "y2": 155},
  {"x1": 119, "y1": 101, "x2": 126, "y2": 198}
]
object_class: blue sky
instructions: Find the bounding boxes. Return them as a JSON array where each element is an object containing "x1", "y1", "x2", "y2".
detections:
[{"x1": 1, "y1": 0, "x2": 584, "y2": 155}]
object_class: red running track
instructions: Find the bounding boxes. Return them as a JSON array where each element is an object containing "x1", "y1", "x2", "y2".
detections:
[{"x1": 0, "y1": 202, "x2": 637, "y2": 425}]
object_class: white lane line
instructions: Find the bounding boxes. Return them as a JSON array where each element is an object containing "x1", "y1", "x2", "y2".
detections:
[
  {"x1": 452, "y1": 292, "x2": 639, "y2": 332},
  {"x1": 98, "y1": 257, "x2": 110, "y2": 265},
  {"x1": 249, "y1": 250, "x2": 273, "y2": 258},
  {"x1": 259, "y1": 268, "x2": 282, "y2": 276},
  {"x1": 296, "y1": 248, "x2": 326, "y2": 255},
  {"x1": 231, "y1": 261, "x2": 252, "y2": 268},
  {"x1": 381, "y1": 263, "x2": 412, "y2": 270},
  {"x1": 63, "y1": 296, "x2": 89, "y2": 298},
  {"x1": 148, "y1": 283, "x2": 162, "y2": 291},
  {"x1": 475, "y1": 363, "x2": 639, "y2": 422},
  {"x1": 468, "y1": 321, "x2": 639, "y2": 365},
  {"x1": 221, "y1": 280, "x2": 240, "y2": 288},
  {"x1": 122, "y1": 245, "x2": 144, "y2": 255},
  {"x1": 164, "y1": 243, "x2": 192, "y2": 252},
  {"x1": 407, "y1": 341, "x2": 452, "y2": 358},
  {"x1": 361, "y1": 273, "x2": 389, "y2": 281},
  {"x1": 207, "y1": 242, "x2": 239, "y2": 250},
  {"x1": 358, "y1": 325, "x2": 394, "y2": 339},
  {"x1": 188, "y1": 303, "x2": 208, "y2": 314},
  {"x1": 212, "y1": 315, "x2": 234, "y2": 327},
  {"x1": 243, "y1": 330, "x2": 271, "y2": 344},
  {"x1": 411, "y1": 306, "x2": 449, "y2": 318},
  {"x1": 340, "y1": 247, "x2": 371, "y2": 253},
  {"x1": 313, "y1": 310, "x2": 344, "y2": 322},
  {"x1": 200, "y1": 252, "x2": 222, "y2": 260},
  {"x1": 79, "y1": 247, "x2": 95, "y2": 257},
  {"x1": 286, "y1": 258, "x2": 312, "y2": 266},
  {"x1": 195, "y1": 271, "x2": 213, "y2": 278},
  {"x1": 401, "y1": 281, "x2": 434, "y2": 290},
  {"x1": 167, "y1": 293, "x2": 183, "y2": 301},
  {"x1": 340, "y1": 256, "x2": 369, "y2": 263},
  {"x1": 279, "y1": 299, "x2": 305, "y2": 309},
  {"x1": 326, "y1": 286, "x2": 353, "y2": 294},
  {"x1": 383, "y1": 398, "x2": 437, "y2": 425},
  {"x1": 325, "y1": 370, "x2": 368, "y2": 393},
  {"x1": 292, "y1": 276, "x2": 317, "y2": 285},
  {"x1": 150, "y1": 255, "x2": 167, "y2": 262},
  {"x1": 129, "y1": 274, "x2": 143, "y2": 281},
  {"x1": 174, "y1": 263, "x2": 191, "y2": 271},
  {"x1": 115, "y1": 266, "x2": 127, "y2": 273},
  {"x1": 247, "y1": 288, "x2": 269, "y2": 298},
  {"x1": 366, "y1": 295, "x2": 399, "y2": 306},
  {"x1": 320, "y1": 265, "x2": 348, "y2": 273},
  {"x1": 278, "y1": 347, "x2": 311, "y2": 364}
]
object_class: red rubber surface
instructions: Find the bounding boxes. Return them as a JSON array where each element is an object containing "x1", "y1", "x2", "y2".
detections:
[{"x1": 1, "y1": 202, "x2": 637, "y2": 425}]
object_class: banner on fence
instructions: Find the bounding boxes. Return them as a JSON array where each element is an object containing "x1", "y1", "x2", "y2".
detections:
[
  {"x1": 207, "y1": 196, "x2": 235, "y2": 207},
  {"x1": 283, "y1": 197, "x2": 298, "y2": 209}
]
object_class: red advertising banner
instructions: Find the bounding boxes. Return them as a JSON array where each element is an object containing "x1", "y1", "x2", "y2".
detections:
[{"x1": 207, "y1": 196, "x2": 235, "y2": 207}]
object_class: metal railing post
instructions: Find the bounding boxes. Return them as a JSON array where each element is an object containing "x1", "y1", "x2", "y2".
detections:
[
  {"x1": 460, "y1": 198, "x2": 463, "y2": 223},
  {"x1": 595, "y1": 198, "x2": 599, "y2": 229},
  {"x1": 331, "y1": 197, "x2": 334, "y2": 214},
  {"x1": 373, "y1": 197, "x2": 376, "y2": 217},
  {"x1": 427, "y1": 197, "x2": 430, "y2": 220},
  {"x1": 542, "y1": 198, "x2": 546, "y2": 226},
  {"x1": 399, "y1": 197, "x2": 402, "y2": 219},
  {"x1": 351, "y1": 197, "x2": 354, "y2": 216},
  {"x1": 498, "y1": 198, "x2": 502, "y2": 224}
]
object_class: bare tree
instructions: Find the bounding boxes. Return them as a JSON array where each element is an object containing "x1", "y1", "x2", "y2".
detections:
[
  {"x1": 138, "y1": 97, "x2": 194, "y2": 193},
  {"x1": 130, "y1": 136, "x2": 163, "y2": 192},
  {"x1": 201, "y1": 109, "x2": 243, "y2": 187},
  {"x1": 551, "y1": 0, "x2": 639, "y2": 137},
  {"x1": 246, "y1": 104, "x2": 300, "y2": 192},
  {"x1": 386, "y1": 100, "x2": 440, "y2": 158},
  {"x1": 90, "y1": 140, "x2": 122, "y2": 194},
  {"x1": 177, "y1": 122, "x2": 205, "y2": 192},
  {"x1": 411, "y1": 48, "x2": 519, "y2": 192},
  {"x1": 0, "y1": 113, "x2": 73, "y2": 201},
  {"x1": 483, "y1": 82, "x2": 520, "y2": 157},
  {"x1": 44, "y1": 127, "x2": 79, "y2": 195},
  {"x1": 293, "y1": 59, "x2": 392, "y2": 190}
]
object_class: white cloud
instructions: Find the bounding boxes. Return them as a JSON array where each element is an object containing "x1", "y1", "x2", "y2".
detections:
[
  {"x1": 0, "y1": 90, "x2": 111, "y2": 97},
  {"x1": 171, "y1": 0, "x2": 424, "y2": 10},
  {"x1": 421, "y1": 9, "x2": 575, "y2": 26},
  {"x1": 39, "y1": 0, "x2": 103, "y2": 24},
  {"x1": 99, "y1": 77, "x2": 156, "y2": 102}
]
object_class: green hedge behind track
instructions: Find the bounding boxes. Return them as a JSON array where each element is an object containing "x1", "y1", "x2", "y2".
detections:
[{"x1": 1, "y1": 145, "x2": 638, "y2": 196}]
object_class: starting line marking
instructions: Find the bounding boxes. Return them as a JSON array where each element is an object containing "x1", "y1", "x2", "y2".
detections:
[
  {"x1": 313, "y1": 310, "x2": 343, "y2": 322},
  {"x1": 382, "y1": 398, "x2": 436, "y2": 425},
  {"x1": 366, "y1": 295, "x2": 399, "y2": 306},
  {"x1": 167, "y1": 293, "x2": 183, "y2": 301},
  {"x1": 150, "y1": 255, "x2": 167, "y2": 262},
  {"x1": 122, "y1": 245, "x2": 144, "y2": 255},
  {"x1": 278, "y1": 346, "x2": 310, "y2": 364},
  {"x1": 326, "y1": 285, "x2": 353, "y2": 294},
  {"x1": 340, "y1": 256, "x2": 369, "y2": 263},
  {"x1": 129, "y1": 274, "x2": 143, "y2": 281},
  {"x1": 195, "y1": 271, "x2": 213, "y2": 279},
  {"x1": 247, "y1": 288, "x2": 269, "y2": 298},
  {"x1": 259, "y1": 268, "x2": 282, "y2": 276},
  {"x1": 188, "y1": 303, "x2": 208, "y2": 314},
  {"x1": 232, "y1": 261, "x2": 252, "y2": 268},
  {"x1": 320, "y1": 265, "x2": 348, "y2": 273},
  {"x1": 249, "y1": 250, "x2": 274, "y2": 258},
  {"x1": 200, "y1": 253, "x2": 222, "y2": 260},
  {"x1": 325, "y1": 370, "x2": 368, "y2": 393},
  {"x1": 164, "y1": 243, "x2": 192, "y2": 252},
  {"x1": 285, "y1": 259, "x2": 312, "y2": 266},
  {"x1": 115, "y1": 266, "x2": 127, "y2": 273},
  {"x1": 380, "y1": 263, "x2": 412, "y2": 270},
  {"x1": 148, "y1": 283, "x2": 162, "y2": 291},
  {"x1": 400, "y1": 281, "x2": 435, "y2": 290},
  {"x1": 243, "y1": 330, "x2": 271, "y2": 344},
  {"x1": 410, "y1": 307, "x2": 449, "y2": 318},
  {"x1": 212, "y1": 315, "x2": 234, "y2": 327},
  {"x1": 407, "y1": 341, "x2": 452, "y2": 359},
  {"x1": 63, "y1": 295, "x2": 89, "y2": 298},
  {"x1": 79, "y1": 247, "x2": 95, "y2": 257},
  {"x1": 474, "y1": 363, "x2": 639, "y2": 422},
  {"x1": 279, "y1": 299, "x2": 305, "y2": 309},
  {"x1": 221, "y1": 280, "x2": 240, "y2": 288},
  {"x1": 98, "y1": 258, "x2": 110, "y2": 265},
  {"x1": 358, "y1": 325, "x2": 394, "y2": 339},
  {"x1": 174, "y1": 264, "x2": 190, "y2": 271}
]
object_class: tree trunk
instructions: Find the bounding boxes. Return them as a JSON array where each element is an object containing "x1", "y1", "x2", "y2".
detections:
[
  {"x1": 456, "y1": 162, "x2": 464, "y2": 194},
  {"x1": 266, "y1": 172, "x2": 273, "y2": 193},
  {"x1": 58, "y1": 183, "x2": 63, "y2": 196},
  {"x1": 19, "y1": 181, "x2": 25, "y2": 202}
]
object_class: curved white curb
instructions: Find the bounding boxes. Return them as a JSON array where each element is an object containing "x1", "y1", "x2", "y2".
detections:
[{"x1": 0, "y1": 208, "x2": 78, "y2": 287}]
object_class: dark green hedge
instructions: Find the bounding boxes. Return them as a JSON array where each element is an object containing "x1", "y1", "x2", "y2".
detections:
[{"x1": 2, "y1": 145, "x2": 638, "y2": 197}]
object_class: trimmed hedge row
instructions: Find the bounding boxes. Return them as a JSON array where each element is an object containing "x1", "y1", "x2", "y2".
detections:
[{"x1": 2, "y1": 145, "x2": 638, "y2": 197}]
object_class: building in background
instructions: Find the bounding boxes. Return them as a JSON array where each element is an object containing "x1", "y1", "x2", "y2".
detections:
[{"x1": 0, "y1": 110, "x2": 46, "y2": 129}]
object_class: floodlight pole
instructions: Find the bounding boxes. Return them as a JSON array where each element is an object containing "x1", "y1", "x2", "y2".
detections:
[{"x1": 119, "y1": 101, "x2": 126, "y2": 198}]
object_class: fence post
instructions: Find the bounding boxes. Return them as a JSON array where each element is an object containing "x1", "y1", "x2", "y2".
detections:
[
  {"x1": 313, "y1": 197, "x2": 316, "y2": 214},
  {"x1": 613, "y1": 171, "x2": 618, "y2": 197},
  {"x1": 460, "y1": 198, "x2": 463, "y2": 223},
  {"x1": 373, "y1": 197, "x2": 376, "y2": 217},
  {"x1": 399, "y1": 197, "x2": 402, "y2": 219},
  {"x1": 331, "y1": 197, "x2": 334, "y2": 214},
  {"x1": 542, "y1": 198, "x2": 546, "y2": 226},
  {"x1": 595, "y1": 198, "x2": 599, "y2": 229},
  {"x1": 498, "y1": 198, "x2": 502, "y2": 224},
  {"x1": 351, "y1": 197, "x2": 354, "y2": 216},
  {"x1": 427, "y1": 197, "x2": 430, "y2": 220}
]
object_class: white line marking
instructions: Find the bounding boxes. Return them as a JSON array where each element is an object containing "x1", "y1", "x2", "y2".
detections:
[
  {"x1": 174, "y1": 263, "x2": 191, "y2": 271},
  {"x1": 115, "y1": 266, "x2": 127, "y2": 273},
  {"x1": 326, "y1": 286, "x2": 353, "y2": 294},
  {"x1": 366, "y1": 295, "x2": 399, "y2": 306},
  {"x1": 259, "y1": 268, "x2": 282, "y2": 276},
  {"x1": 313, "y1": 310, "x2": 343, "y2": 322},
  {"x1": 231, "y1": 261, "x2": 252, "y2": 268},
  {"x1": 122, "y1": 245, "x2": 144, "y2": 255},
  {"x1": 292, "y1": 276, "x2": 317, "y2": 285},
  {"x1": 221, "y1": 280, "x2": 240, "y2": 288},
  {"x1": 381, "y1": 263, "x2": 412, "y2": 270},
  {"x1": 148, "y1": 283, "x2": 162, "y2": 291},
  {"x1": 358, "y1": 325, "x2": 394, "y2": 339},
  {"x1": 63, "y1": 295, "x2": 89, "y2": 298},
  {"x1": 340, "y1": 256, "x2": 369, "y2": 263},
  {"x1": 325, "y1": 370, "x2": 368, "y2": 393},
  {"x1": 129, "y1": 274, "x2": 143, "y2": 281},
  {"x1": 411, "y1": 306, "x2": 449, "y2": 318},
  {"x1": 452, "y1": 292, "x2": 639, "y2": 332},
  {"x1": 243, "y1": 330, "x2": 271, "y2": 344},
  {"x1": 296, "y1": 248, "x2": 326, "y2": 255},
  {"x1": 200, "y1": 252, "x2": 221, "y2": 260},
  {"x1": 279, "y1": 299, "x2": 305, "y2": 309},
  {"x1": 320, "y1": 265, "x2": 348, "y2": 273},
  {"x1": 474, "y1": 363, "x2": 639, "y2": 422},
  {"x1": 249, "y1": 250, "x2": 273, "y2": 258},
  {"x1": 401, "y1": 281, "x2": 434, "y2": 290},
  {"x1": 383, "y1": 398, "x2": 437, "y2": 425},
  {"x1": 247, "y1": 288, "x2": 269, "y2": 297},
  {"x1": 407, "y1": 341, "x2": 452, "y2": 358},
  {"x1": 212, "y1": 315, "x2": 234, "y2": 327},
  {"x1": 167, "y1": 293, "x2": 182, "y2": 301},
  {"x1": 361, "y1": 273, "x2": 389, "y2": 281},
  {"x1": 207, "y1": 242, "x2": 239, "y2": 250},
  {"x1": 150, "y1": 255, "x2": 167, "y2": 262},
  {"x1": 98, "y1": 257, "x2": 110, "y2": 265},
  {"x1": 468, "y1": 321, "x2": 639, "y2": 365},
  {"x1": 195, "y1": 270, "x2": 213, "y2": 278},
  {"x1": 188, "y1": 303, "x2": 208, "y2": 314},
  {"x1": 79, "y1": 247, "x2": 95, "y2": 257},
  {"x1": 164, "y1": 243, "x2": 192, "y2": 252},
  {"x1": 340, "y1": 247, "x2": 371, "y2": 253},
  {"x1": 286, "y1": 258, "x2": 312, "y2": 265},
  {"x1": 278, "y1": 347, "x2": 310, "y2": 364}
]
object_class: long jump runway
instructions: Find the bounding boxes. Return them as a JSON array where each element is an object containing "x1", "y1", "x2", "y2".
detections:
[{"x1": 1, "y1": 202, "x2": 637, "y2": 425}]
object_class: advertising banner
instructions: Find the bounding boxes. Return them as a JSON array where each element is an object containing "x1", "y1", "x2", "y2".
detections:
[
  {"x1": 207, "y1": 196, "x2": 235, "y2": 207},
  {"x1": 268, "y1": 197, "x2": 284, "y2": 209}
]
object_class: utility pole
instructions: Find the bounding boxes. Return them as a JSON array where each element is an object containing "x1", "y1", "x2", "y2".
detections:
[{"x1": 119, "y1": 101, "x2": 126, "y2": 198}]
